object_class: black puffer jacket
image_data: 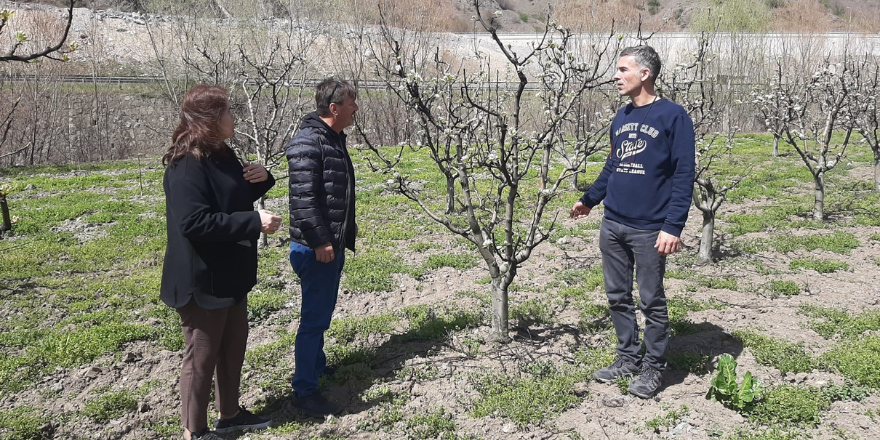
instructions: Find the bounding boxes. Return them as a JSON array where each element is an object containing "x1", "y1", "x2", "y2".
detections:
[{"x1": 286, "y1": 112, "x2": 356, "y2": 251}]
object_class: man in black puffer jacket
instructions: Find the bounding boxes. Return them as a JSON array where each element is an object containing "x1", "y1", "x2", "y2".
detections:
[{"x1": 285, "y1": 79, "x2": 358, "y2": 418}]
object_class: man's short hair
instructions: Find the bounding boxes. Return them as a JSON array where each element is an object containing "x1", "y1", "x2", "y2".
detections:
[
  {"x1": 620, "y1": 45, "x2": 661, "y2": 83},
  {"x1": 316, "y1": 79, "x2": 357, "y2": 117}
]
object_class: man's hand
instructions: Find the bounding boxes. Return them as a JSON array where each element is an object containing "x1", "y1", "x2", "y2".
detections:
[
  {"x1": 314, "y1": 242, "x2": 335, "y2": 263},
  {"x1": 243, "y1": 163, "x2": 269, "y2": 183},
  {"x1": 570, "y1": 201, "x2": 591, "y2": 219},
  {"x1": 654, "y1": 231, "x2": 681, "y2": 256}
]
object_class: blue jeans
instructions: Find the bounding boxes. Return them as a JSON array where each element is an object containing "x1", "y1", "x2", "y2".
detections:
[
  {"x1": 599, "y1": 217, "x2": 669, "y2": 371},
  {"x1": 288, "y1": 241, "x2": 345, "y2": 397}
]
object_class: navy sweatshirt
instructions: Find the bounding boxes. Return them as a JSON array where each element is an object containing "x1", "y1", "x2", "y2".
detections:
[{"x1": 580, "y1": 98, "x2": 695, "y2": 237}]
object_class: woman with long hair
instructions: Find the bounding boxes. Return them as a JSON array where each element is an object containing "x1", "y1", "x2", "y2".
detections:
[{"x1": 161, "y1": 84, "x2": 278, "y2": 439}]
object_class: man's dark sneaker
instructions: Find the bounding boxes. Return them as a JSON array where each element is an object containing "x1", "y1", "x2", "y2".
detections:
[
  {"x1": 594, "y1": 357, "x2": 640, "y2": 383},
  {"x1": 191, "y1": 429, "x2": 224, "y2": 440},
  {"x1": 628, "y1": 365, "x2": 662, "y2": 398},
  {"x1": 214, "y1": 407, "x2": 271, "y2": 433},
  {"x1": 290, "y1": 392, "x2": 343, "y2": 418}
]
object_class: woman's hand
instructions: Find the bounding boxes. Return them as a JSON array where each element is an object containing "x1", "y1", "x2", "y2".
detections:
[
  {"x1": 259, "y1": 210, "x2": 282, "y2": 234},
  {"x1": 243, "y1": 163, "x2": 269, "y2": 183}
]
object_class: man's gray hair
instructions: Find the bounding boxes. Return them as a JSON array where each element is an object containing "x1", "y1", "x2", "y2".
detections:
[
  {"x1": 620, "y1": 45, "x2": 661, "y2": 83},
  {"x1": 316, "y1": 79, "x2": 357, "y2": 117}
]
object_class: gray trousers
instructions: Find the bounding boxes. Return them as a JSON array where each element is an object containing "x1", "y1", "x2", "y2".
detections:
[{"x1": 599, "y1": 217, "x2": 669, "y2": 371}]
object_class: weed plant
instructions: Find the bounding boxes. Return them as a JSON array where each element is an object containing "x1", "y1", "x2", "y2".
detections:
[
  {"x1": 82, "y1": 389, "x2": 139, "y2": 422},
  {"x1": 732, "y1": 330, "x2": 817, "y2": 374},
  {"x1": 789, "y1": 258, "x2": 849, "y2": 273},
  {"x1": 819, "y1": 335, "x2": 880, "y2": 388},
  {"x1": 645, "y1": 404, "x2": 690, "y2": 433},
  {"x1": 0, "y1": 406, "x2": 49, "y2": 440},
  {"x1": 748, "y1": 385, "x2": 829, "y2": 427},
  {"x1": 798, "y1": 305, "x2": 880, "y2": 339}
]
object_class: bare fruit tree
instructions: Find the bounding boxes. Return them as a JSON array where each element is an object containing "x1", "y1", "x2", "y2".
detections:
[
  {"x1": 850, "y1": 57, "x2": 880, "y2": 192},
  {"x1": 770, "y1": 58, "x2": 857, "y2": 221},
  {"x1": 660, "y1": 32, "x2": 747, "y2": 264},
  {"x1": 752, "y1": 62, "x2": 788, "y2": 157},
  {"x1": 361, "y1": 0, "x2": 620, "y2": 340},
  {"x1": 0, "y1": 0, "x2": 75, "y2": 63},
  {"x1": 148, "y1": 3, "x2": 322, "y2": 245}
]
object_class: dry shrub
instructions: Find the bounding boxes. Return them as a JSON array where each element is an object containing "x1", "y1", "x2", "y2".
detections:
[
  {"x1": 0, "y1": 7, "x2": 72, "y2": 57},
  {"x1": 771, "y1": 0, "x2": 834, "y2": 33},
  {"x1": 555, "y1": 0, "x2": 665, "y2": 32},
  {"x1": 850, "y1": 3, "x2": 880, "y2": 32}
]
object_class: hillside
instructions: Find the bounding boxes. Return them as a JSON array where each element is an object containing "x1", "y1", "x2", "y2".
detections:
[{"x1": 10, "y1": 0, "x2": 880, "y2": 32}]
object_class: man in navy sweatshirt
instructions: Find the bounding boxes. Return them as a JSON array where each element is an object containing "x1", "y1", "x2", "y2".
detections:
[{"x1": 570, "y1": 45, "x2": 695, "y2": 398}]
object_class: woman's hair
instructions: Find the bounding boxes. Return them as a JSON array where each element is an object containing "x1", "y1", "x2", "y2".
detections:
[{"x1": 163, "y1": 84, "x2": 232, "y2": 166}]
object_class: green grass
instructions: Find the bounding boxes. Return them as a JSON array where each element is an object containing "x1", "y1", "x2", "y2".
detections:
[
  {"x1": 82, "y1": 389, "x2": 139, "y2": 422},
  {"x1": 819, "y1": 335, "x2": 880, "y2": 388},
  {"x1": 645, "y1": 405, "x2": 689, "y2": 433},
  {"x1": 0, "y1": 406, "x2": 50, "y2": 440},
  {"x1": 398, "y1": 304, "x2": 485, "y2": 341},
  {"x1": 471, "y1": 367, "x2": 582, "y2": 427},
  {"x1": 327, "y1": 312, "x2": 399, "y2": 344},
  {"x1": 343, "y1": 248, "x2": 418, "y2": 292},
  {"x1": 748, "y1": 385, "x2": 829, "y2": 427},
  {"x1": 763, "y1": 280, "x2": 800, "y2": 297},
  {"x1": 510, "y1": 299, "x2": 554, "y2": 326},
  {"x1": 668, "y1": 296, "x2": 727, "y2": 336},
  {"x1": 738, "y1": 231, "x2": 860, "y2": 255},
  {"x1": 732, "y1": 329, "x2": 817, "y2": 374},
  {"x1": 423, "y1": 252, "x2": 480, "y2": 271},
  {"x1": 797, "y1": 304, "x2": 880, "y2": 339},
  {"x1": 789, "y1": 258, "x2": 850, "y2": 273}
]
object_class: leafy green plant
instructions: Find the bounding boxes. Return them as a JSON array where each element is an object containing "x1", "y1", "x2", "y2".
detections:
[
  {"x1": 819, "y1": 381, "x2": 872, "y2": 403},
  {"x1": 705, "y1": 354, "x2": 763, "y2": 412}
]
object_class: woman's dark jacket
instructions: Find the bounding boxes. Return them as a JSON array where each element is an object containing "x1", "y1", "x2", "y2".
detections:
[
  {"x1": 160, "y1": 151, "x2": 275, "y2": 309},
  {"x1": 285, "y1": 112, "x2": 356, "y2": 252}
]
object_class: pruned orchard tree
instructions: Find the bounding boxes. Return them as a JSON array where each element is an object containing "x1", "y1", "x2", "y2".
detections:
[
  {"x1": 771, "y1": 57, "x2": 857, "y2": 221},
  {"x1": 753, "y1": 62, "x2": 788, "y2": 157},
  {"x1": 0, "y1": 0, "x2": 75, "y2": 62},
  {"x1": 360, "y1": 0, "x2": 620, "y2": 340},
  {"x1": 849, "y1": 56, "x2": 880, "y2": 192},
  {"x1": 149, "y1": 2, "x2": 321, "y2": 245},
  {"x1": 660, "y1": 31, "x2": 747, "y2": 264}
]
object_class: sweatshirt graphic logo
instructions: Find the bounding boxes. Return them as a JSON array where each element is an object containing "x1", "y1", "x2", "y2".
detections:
[{"x1": 617, "y1": 139, "x2": 647, "y2": 160}]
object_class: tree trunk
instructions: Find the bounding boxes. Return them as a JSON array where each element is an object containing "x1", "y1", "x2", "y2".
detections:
[
  {"x1": 569, "y1": 172, "x2": 578, "y2": 191},
  {"x1": 445, "y1": 174, "x2": 455, "y2": 214},
  {"x1": 813, "y1": 171, "x2": 825, "y2": 221},
  {"x1": 772, "y1": 135, "x2": 779, "y2": 158},
  {"x1": 258, "y1": 196, "x2": 268, "y2": 247},
  {"x1": 874, "y1": 157, "x2": 880, "y2": 192},
  {"x1": 489, "y1": 276, "x2": 509, "y2": 342},
  {"x1": 698, "y1": 209, "x2": 715, "y2": 265},
  {"x1": 0, "y1": 193, "x2": 11, "y2": 234}
]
